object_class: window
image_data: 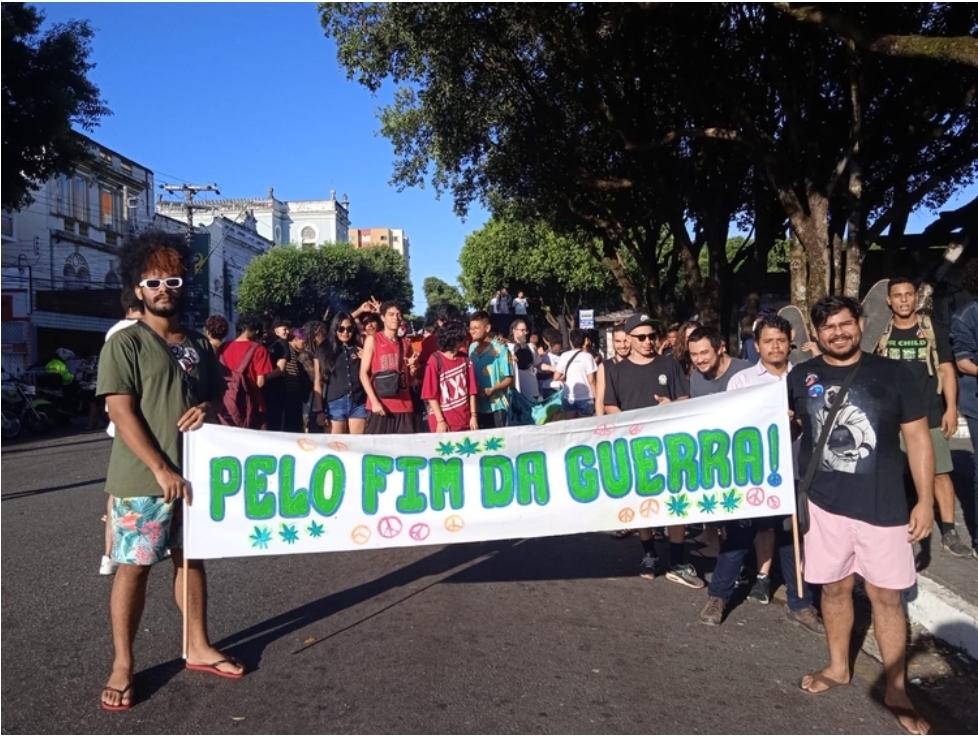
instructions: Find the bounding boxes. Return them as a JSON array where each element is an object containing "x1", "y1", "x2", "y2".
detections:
[
  {"x1": 72, "y1": 177, "x2": 89, "y2": 222},
  {"x1": 1, "y1": 209, "x2": 12, "y2": 238},
  {"x1": 64, "y1": 253, "x2": 90, "y2": 289},
  {"x1": 120, "y1": 161, "x2": 132, "y2": 175},
  {"x1": 300, "y1": 226, "x2": 316, "y2": 245},
  {"x1": 380, "y1": 235, "x2": 387, "y2": 241},
  {"x1": 105, "y1": 271, "x2": 120, "y2": 288},
  {"x1": 100, "y1": 188, "x2": 122, "y2": 231}
]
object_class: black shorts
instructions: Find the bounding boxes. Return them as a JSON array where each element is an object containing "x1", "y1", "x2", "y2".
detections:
[
  {"x1": 477, "y1": 411, "x2": 508, "y2": 430},
  {"x1": 365, "y1": 411, "x2": 419, "y2": 435}
]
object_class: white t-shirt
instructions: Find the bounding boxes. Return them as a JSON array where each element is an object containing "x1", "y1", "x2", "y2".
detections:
[
  {"x1": 104, "y1": 318, "x2": 139, "y2": 437},
  {"x1": 513, "y1": 298, "x2": 528, "y2": 315},
  {"x1": 556, "y1": 349, "x2": 598, "y2": 402}
]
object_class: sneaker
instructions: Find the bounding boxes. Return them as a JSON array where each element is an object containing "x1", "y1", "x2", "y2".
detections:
[
  {"x1": 99, "y1": 555, "x2": 118, "y2": 576},
  {"x1": 665, "y1": 562, "x2": 705, "y2": 589},
  {"x1": 748, "y1": 573, "x2": 772, "y2": 604},
  {"x1": 734, "y1": 566, "x2": 751, "y2": 588},
  {"x1": 786, "y1": 606, "x2": 825, "y2": 637},
  {"x1": 941, "y1": 529, "x2": 971, "y2": 558},
  {"x1": 699, "y1": 596, "x2": 725, "y2": 626},
  {"x1": 638, "y1": 553, "x2": 659, "y2": 580}
]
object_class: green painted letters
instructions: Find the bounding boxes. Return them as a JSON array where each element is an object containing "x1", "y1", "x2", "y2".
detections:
[
  {"x1": 429, "y1": 458, "x2": 464, "y2": 511},
  {"x1": 630, "y1": 438, "x2": 665, "y2": 496},
  {"x1": 733, "y1": 428, "x2": 764, "y2": 486},
  {"x1": 244, "y1": 455, "x2": 277, "y2": 520},
  {"x1": 481, "y1": 456, "x2": 514, "y2": 508},
  {"x1": 362, "y1": 455, "x2": 394, "y2": 515},
  {"x1": 395, "y1": 457, "x2": 428, "y2": 513},
  {"x1": 698, "y1": 430, "x2": 731, "y2": 490},
  {"x1": 515, "y1": 451, "x2": 550, "y2": 506},
  {"x1": 210, "y1": 457, "x2": 241, "y2": 521},
  {"x1": 278, "y1": 455, "x2": 310, "y2": 518},
  {"x1": 310, "y1": 456, "x2": 345, "y2": 517},
  {"x1": 665, "y1": 433, "x2": 699, "y2": 493},
  {"x1": 565, "y1": 445, "x2": 599, "y2": 503},
  {"x1": 598, "y1": 440, "x2": 632, "y2": 498}
]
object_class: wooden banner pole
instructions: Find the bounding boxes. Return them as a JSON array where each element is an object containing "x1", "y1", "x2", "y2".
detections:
[{"x1": 791, "y1": 513, "x2": 804, "y2": 595}]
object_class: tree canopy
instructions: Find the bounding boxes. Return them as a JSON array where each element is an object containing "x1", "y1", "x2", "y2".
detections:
[
  {"x1": 2, "y1": 3, "x2": 110, "y2": 211},
  {"x1": 236, "y1": 244, "x2": 413, "y2": 324},
  {"x1": 421, "y1": 276, "x2": 467, "y2": 320},
  {"x1": 321, "y1": 3, "x2": 978, "y2": 324}
]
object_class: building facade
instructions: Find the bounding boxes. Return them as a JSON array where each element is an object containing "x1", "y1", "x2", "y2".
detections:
[
  {"x1": 1, "y1": 138, "x2": 156, "y2": 372},
  {"x1": 348, "y1": 227, "x2": 411, "y2": 277},
  {"x1": 157, "y1": 188, "x2": 351, "y2": 247}
]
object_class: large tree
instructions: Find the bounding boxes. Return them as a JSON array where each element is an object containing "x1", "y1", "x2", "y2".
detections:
[
  {"x1": 236, "y1": 244, "x2": 413, "y2": 324},
  {"x1": 422, "y1": 276, "x2": 467, "y2": 317},
  {"x1": 321, "y1": 3, "x2": 977, "y2": 320},
  {"x1": 2, "y1": 3, "x2": 110, "y2": 211}
]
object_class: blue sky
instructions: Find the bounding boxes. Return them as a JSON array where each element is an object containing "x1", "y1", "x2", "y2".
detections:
[
  {"x1": 36, "y1": 3, "x2": 977, "y2": 313},
  {"x1": 36, "y1": 2, "x2": 489, "y2": 313}
]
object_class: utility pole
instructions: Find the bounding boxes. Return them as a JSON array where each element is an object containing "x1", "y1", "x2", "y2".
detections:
[{"x1": 160, "y1": 183, "x2": 220, "y2": 329}]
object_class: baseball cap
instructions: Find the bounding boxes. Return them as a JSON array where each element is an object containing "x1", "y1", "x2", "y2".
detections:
[{"x1": 623, "y1": 313, "x2": 657, "y2": 335}]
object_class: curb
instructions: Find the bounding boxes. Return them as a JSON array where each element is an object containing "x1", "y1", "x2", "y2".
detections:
[{"x1": 903, "y1": 574, "x2": 978, "y2": 659}]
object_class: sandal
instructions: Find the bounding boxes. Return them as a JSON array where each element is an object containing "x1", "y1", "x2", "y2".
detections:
[
  {"x1": 186, "y1": 656, "x2": 246, "y2": 679},
  {"x1": 610, "y1": 529, "x2": 634, "y2": 539},
  {"x1": 798, "y1": 671, "x2": 849, "y2": 694},
  {"x1": 100, "y1": 683, "x2": 134, "y2": 712}
]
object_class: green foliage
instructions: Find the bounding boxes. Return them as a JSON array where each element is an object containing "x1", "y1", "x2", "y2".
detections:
[
  {"x1": 422, "y1": 276, "x2": 467, "y2": 314},
  {"x1": 459, "y1": 215, "x2": 629, "y2": 316},
  {"x1": 236, "y1": 243, "x2": 413, "y2": 324},
  {"x1": 2, "y1": 3, "x2": 110, "y2": 210}
]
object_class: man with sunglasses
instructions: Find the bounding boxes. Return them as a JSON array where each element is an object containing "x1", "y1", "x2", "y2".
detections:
[
  {"x1": 96, "y1": 230, "x2": 244, "y2": 711},
  {"x1": 603, "y1": 314, "x2": 693, "y2": 585}
]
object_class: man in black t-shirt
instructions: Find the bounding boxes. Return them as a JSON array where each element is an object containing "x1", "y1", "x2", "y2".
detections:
[
  {"x1": 789, "y1": 296, "x2": 933, "y2": 736},
  {"x1": 263, "y1": 319, "x2": 290, "y2": 430},
  {"x1": 875, "y1": 277, "x2": 969, "y2": 558},
  {"x1": 604, "y1": 314, "x2": 700, "y2": 588}
]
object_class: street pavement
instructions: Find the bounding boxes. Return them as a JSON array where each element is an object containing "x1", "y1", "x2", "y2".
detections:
[{"x1": 2, "y1": 429, "x2": 975, "y2": 734}]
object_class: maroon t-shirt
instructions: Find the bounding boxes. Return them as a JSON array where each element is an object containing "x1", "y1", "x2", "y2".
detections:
[
  {"x1": 219, "y1": 339, "x2": 273, "y2": 411},
  {"x1": 421, "y1": 352, "x2": 478, "y2": 432}
]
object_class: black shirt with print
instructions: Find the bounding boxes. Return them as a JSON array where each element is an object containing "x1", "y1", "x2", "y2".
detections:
[
  {"x1": 603, "y1": 354, "x2": 689, "y2": 412},
  {"x1": 884, "y1": 320, "x2": 952, "y2": 428}
]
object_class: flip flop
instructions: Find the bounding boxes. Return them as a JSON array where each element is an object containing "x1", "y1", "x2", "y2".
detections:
[
  {"x1": 100, "y1": 683, "x2": 134, "y2": 712},
  {"x1": 610, "y1": 529, "x2": 634, "y2": 539},
  {"x1": 886, "y1": 704, "x2": 930, "y2": 735},
  {"x1": 798, "y1": 671, "x2": 849, "y2": 694},
  {"x1": 186, "y1": 657, "x2": 246, "y2": 679}
]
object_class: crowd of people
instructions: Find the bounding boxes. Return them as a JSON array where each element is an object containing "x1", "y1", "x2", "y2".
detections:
[{"x1": 90, "y1": 228, "x2": 977, "y2": 734}]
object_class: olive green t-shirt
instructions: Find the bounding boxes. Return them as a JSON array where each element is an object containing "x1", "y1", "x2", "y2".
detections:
[{"x1": 96, "y1": 323, "x2": 224, "y2": 497}]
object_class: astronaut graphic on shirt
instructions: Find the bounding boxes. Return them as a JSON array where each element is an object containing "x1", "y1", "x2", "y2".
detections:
[{"x1": 813, "y1": 385, "x2": 878, "y2": 473}]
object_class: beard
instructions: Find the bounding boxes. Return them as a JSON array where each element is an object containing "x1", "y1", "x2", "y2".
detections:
[{"x1": 142, "y1": 291, "x2": 184, "y2": 318}]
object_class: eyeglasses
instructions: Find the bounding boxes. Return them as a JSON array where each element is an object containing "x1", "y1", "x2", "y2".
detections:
[
  {"x1": 139, "y1": 277, "x2": 183, "y2": 290},
  {"x1": 632, "y1": 333, "x2": 655, "y2": 342},
  {"x1": 336, "y1": 326, "x2": 354, "y2": 333},
  {"x1": 817, "y1": 319, "x2": 858, "y2": 334}
]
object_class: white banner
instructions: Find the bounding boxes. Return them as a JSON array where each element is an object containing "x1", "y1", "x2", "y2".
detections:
[{"x1": 184, "y1": 382, "x2": 795, "y2": 559}]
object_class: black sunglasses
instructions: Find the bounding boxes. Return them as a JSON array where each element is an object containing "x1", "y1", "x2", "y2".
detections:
[
  {"x1": 337, "y1": 326, "x2": 354, "y2": 333},
  {"x1": 633, "y1": 333, "x2": 655, "y2": 342}
]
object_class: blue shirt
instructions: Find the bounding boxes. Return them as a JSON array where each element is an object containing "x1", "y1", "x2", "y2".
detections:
[{"x1": 950, "y1": 300, "x2": 978, "y2": 419}]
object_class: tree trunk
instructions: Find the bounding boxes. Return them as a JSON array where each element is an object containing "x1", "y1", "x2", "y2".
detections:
[
  {"x1": 786, "y1": 192, "x2": 831, "y2": 311},
  {"x1": 789, "y1": 232, "x2": 807, "y2": 311},
  {"x1": 843, "y1": 162, "x2": 865, "y2": 299}
]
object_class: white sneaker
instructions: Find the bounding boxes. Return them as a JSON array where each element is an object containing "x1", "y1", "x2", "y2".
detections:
[{"x1": 99, "y1": 555, "x2": 118, "y2": 576}]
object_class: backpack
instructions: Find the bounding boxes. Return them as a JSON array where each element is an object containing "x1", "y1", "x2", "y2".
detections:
[
  {"x1": 874, "y1": 314, "x2": 943, "y2": 394},
  {"x1": 217, "y1": 342, "x2": 259, "y2": 428}
]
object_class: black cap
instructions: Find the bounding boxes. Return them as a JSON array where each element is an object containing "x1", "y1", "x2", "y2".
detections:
[{"x1": 624, "y1": 313, "x2": 657, "y2": 335}]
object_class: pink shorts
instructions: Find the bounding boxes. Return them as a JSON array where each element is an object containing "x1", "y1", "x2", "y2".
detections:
[{"x1": 804, "y1": 501, "x2": 915, "y2": 590}]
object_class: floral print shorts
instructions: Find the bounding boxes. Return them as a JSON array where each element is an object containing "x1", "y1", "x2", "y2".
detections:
[{"x1": 110, "y1": 496, "x2": 182, "y2": 565}]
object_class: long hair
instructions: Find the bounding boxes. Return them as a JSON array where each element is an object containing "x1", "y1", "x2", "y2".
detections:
[
  {"x1": 674, "y1": 320, "x2": 702, "y2": 376},
  {"x1": 318, "y1": 312, "x2": 359, "y2": 377}
]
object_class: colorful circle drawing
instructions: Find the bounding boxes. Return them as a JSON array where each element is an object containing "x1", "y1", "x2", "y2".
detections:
[
  {"x1": 409, "y1": 523, "x2": 430, "y2": 542},
  {"x1": 444, "y1": 515, "x2": 465, "y2": 532},
  {"x1": 767, "y1": 472, "x2": 783, "y2": 487},
  {"x1": 639, "y1": 498, "x2": 660, "y2": 518},
  {"x1": 766, "y1": 495, "x2": 781, "y2": 510},
  {"x1": 618, "y1": 507, "x2": 635, "y2": 523},
  {"x1": 326, "y1": 440, "x2": 349, "y2": 452},
  {"x1": 350, "y1": 524, "x2": 371, "y2": 545},
  {"x1": 746, "y1": 487, "x2": 765, "y2": 506},
  {"x1": 628, "y1": 424, "x2": 644, "y2": 436},
  {"x1": 296, "y1": 438, "x2": 318, "y2": 452},
  {"x1": 593, "y1": 423, "x2": 614, "y2": 436},
  {"x1": 377, "y1": 516, "x2": 403, "y2": 539}
]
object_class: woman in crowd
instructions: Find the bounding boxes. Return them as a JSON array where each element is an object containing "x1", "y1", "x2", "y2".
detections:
[
  {"x1": 673, "y1": 320, "x2": 702, "y2": 377},
  {"x1": 313, "y1": 312, "x2": 368, "y2": 435},
  {"x1": 359, "y1": 312, "x2": 382, "y2": 342}
]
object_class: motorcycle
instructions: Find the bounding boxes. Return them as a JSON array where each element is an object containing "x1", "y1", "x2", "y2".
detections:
[{"x1": 1, "y1": 371, "x2": 52, "y2": 437}]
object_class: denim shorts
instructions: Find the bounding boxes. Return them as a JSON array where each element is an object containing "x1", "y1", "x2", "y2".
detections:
[
  {"x1": 327, "y1": 394, "x2": 368, "y2": 421},
  {"x1": 110, "y1": 496, "x2": 181, "y2": 566},
  {"x1": 561, "y1": 397, "x2": 595, "y2": 417}
]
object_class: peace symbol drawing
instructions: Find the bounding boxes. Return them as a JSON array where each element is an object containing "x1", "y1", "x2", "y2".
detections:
[
  {"x1": 628, "y1": 424, "x2": 644, "y2": 436},
  {"x1": 766, "y1": 495, "x2": 781, "y2": 510},
  {"x1": 746, "y1": 487, "x2": 765, "y2": 506},
  {"x1": 350, "y1": 524, "x2": 371, "y2": 545},
  {"x1": 444, "y1": 515, "x2": 466, "y2": 532},
  {"x1": 326, "y1": 440, "x2": 349, "y2": 452},
  {"x1": 593, "y1": 423, "x2": 614, "y2": 437},
  {"x1": 409, "y1": 523, "x2": 430, "y2": 542},
  {"x1": 639, "y1": 498, "x2": 660, "y2": 518},
  {"x1": 618, "y1": 507, "x2": 635, "y2": 523},
  {"x1": 296, "y1": 438, "x2": 318, "y2": 452},
  {"x1": 377, "y1": 516, "x2": 403, "y2": 539}
]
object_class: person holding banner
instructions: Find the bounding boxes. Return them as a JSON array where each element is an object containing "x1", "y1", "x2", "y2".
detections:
[
  {"x1": 96, "y1": 230, "x2": 245, "y2": 712},
  {"x1": 699, "y1": 315, "x2": 823, "y2": 635},
  {"x1": 360, "y1": 301, "x2": 419, "y2": 434},
  {"x1": 603, "y1": 313, "x2": 699, "y2": 587},
  {"x1": 788, "y1": 296, "x2": 933, "y2": 736}
]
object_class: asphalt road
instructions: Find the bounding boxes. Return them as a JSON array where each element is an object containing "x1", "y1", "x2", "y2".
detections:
[{"x1": 1, "y1": 430, "x2": 971, "y2": 734}]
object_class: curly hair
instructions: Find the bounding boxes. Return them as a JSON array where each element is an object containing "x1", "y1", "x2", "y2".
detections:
[
  {"x1": 960, "y1": 258, "x2": 978, "y2": 297},
  {"x1": 674, "y1": 320, "x2": 703, "y2": 376},
  {"x1": 204, "y1": 314, "x2": 230, "y2": 340},
  {"x1": 120, "y1": 228, "x2": 189, "y2": 291}
]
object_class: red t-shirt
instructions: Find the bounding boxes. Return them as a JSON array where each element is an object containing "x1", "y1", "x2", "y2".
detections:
[
  {"x1": 219, "y1": 340, "x2": 274, "y2": 411},
  {"x1": 418, "y1": 331, "x2": 474, "y2": 372},
  {"x1": 366, "y1": 333, "x2": 414, "y2": 414},
  {"x1": 421, "y1": 352, "x2": 478, "y2": 432}
]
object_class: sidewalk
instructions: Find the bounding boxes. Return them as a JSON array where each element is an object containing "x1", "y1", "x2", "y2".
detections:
[{"x1": 902, "y1": 438, "x2": 978, "y2": 658}]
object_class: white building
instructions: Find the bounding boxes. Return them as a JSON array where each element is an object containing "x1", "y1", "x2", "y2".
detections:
[
  {"x1": 156, "y1": 188, "x2": 351, "y2": 247},
  {"x1": 1, "y1": 137, "x2": 155, "y2": 371}
]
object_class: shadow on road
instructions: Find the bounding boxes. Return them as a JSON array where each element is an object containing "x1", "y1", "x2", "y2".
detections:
[{"x1": 1, "y1": 477, "x2": 106, "y2": 501}]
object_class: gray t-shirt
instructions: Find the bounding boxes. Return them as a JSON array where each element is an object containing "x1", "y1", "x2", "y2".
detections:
[{"x1": 690, "y1": 358, "x2": 752, "y2": 398}]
